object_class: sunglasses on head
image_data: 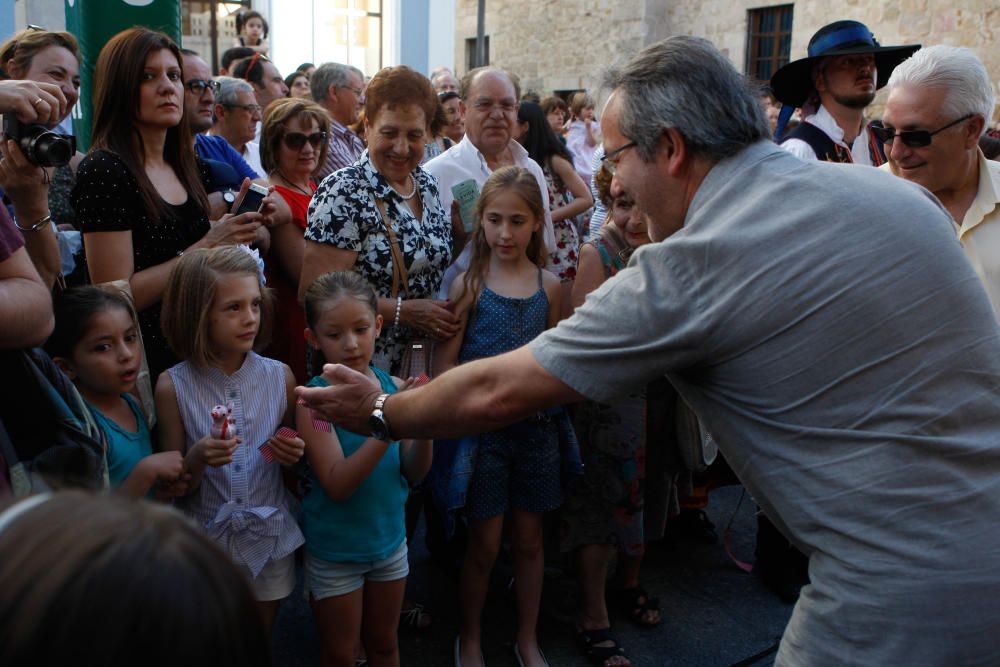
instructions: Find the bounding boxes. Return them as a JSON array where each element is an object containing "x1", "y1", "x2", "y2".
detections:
[
  {"x1": 871, "y1": 114, "x2": 974, "y2": 148},
  {"x1": 283, "y1": 131, "x2": 326, "y2": 150}
]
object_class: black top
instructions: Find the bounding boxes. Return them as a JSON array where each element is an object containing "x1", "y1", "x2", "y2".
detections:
[{"x1": 73, "y1": 149, "x2": 211, "y2": 380}]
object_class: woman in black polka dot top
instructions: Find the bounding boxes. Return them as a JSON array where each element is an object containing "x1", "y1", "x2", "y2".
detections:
[{"x1": 73, "y1": 28, "x2": 262, "y2": 381}]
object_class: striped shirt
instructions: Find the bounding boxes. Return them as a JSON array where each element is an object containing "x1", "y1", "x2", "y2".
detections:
[
  {"x1": 168, "y1": 352, "x2": 303, "y2": 577},
  {"x1": 317, "y1": 119, "x2": 365, "y2": 183}
]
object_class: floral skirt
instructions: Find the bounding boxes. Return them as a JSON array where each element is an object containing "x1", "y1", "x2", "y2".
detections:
[{"x1": 547, "y1": 218, "x2": 580, "y2": 283}]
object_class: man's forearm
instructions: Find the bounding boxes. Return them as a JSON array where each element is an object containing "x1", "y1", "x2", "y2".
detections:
[{"x1": 385, "y1": 346, "x2": 582, "y2": 440}]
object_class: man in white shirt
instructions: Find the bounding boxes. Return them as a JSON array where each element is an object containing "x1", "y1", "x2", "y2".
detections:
[
  {"x1": 880, "y1": 45, "x2": 1000, "y2": 318},
  {"x1": 770, "y1": 20, "x2": 919, "y2": 165},
  {"x1": 424, "y1": 66, "x2": 554, "y2": 297}
]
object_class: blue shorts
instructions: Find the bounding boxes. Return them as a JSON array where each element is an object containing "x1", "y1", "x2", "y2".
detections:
[
  {"x1": 304, "y1": 540, "x2": 409, "y2": 601},
  {"x1": 466, "y1": 417, "x2": 562, "y2": 519}
]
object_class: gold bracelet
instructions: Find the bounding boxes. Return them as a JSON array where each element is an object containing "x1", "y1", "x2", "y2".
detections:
[{"x1": 13, "y1": 213, "x2": 51, "y2": 232}]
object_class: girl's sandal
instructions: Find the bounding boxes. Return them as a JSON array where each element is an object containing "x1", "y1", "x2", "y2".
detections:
[
  {"x1": 576, "y1": 627, "x2": 631, "y2": 667},
  {"x1": 399, "y1": 601, "x2": 432, "y2": 630},
  {"x1": 619, "y1": 586, "x2": 662, "y2": 628}
]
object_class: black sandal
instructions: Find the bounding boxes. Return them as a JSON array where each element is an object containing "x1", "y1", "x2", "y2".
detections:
[
  {"x1": 619, "y1": 586, "x2": 662, "y2": 628},
  {"x1": 576, "y1": 627, "x2": 630, "y2": 667}
]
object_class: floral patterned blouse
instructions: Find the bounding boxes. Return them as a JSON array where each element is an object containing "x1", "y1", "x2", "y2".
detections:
[{"x1": 305, "y1": 150, "x2": 453, "y2": 372}]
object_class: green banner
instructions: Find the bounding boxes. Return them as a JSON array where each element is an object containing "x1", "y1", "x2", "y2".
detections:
[{"x1": 65, "y1": 0, "x2": 181, "y2": 150}]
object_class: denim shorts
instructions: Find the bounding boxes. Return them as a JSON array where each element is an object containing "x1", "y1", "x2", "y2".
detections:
[{"x1": 304, "y1": 540, "x2": 409, "y2": 601}]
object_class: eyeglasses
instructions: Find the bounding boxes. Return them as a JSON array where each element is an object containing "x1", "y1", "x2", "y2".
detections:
[
  {"x1": 601, "y1": 141, "x2": 637, "y2": 175},
  {"x1": 185, "y1": 79, "x2": 220, "y2": 95},
  {"x1": 471, "y1": 98, "x2": 517, "y2": 114},
  {"x1": 339, "y1": 85, "x2": 363, "y2": 97},
  {"x1": 871, "y1": 114, "x2": 974, "y2": 148},
  {"x1": 283, "y1": 131, "x2": 327, "y2": 150},
  {"x1": 224, "y1": 103, "x2": 263, "y2": 114}
]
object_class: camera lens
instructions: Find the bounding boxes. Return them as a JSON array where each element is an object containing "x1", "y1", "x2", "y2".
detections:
[{"x1": 26, "y1": 131, "x2": 72, "y2": 167}]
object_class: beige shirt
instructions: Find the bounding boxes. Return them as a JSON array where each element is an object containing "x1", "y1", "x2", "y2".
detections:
[{"x1": 882, "y1": 149, "x2": 1000, "y2": 320}]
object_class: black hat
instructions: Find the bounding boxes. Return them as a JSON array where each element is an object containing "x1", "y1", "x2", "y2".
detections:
[{"x1": 770, "y1": 20, "x2": 920, "y2": 108}]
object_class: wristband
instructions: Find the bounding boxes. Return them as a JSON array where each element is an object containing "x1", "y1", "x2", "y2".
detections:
[
  {"x1": 393, "y1": 296, "x2": 402, "y2": 329},
  {"x1": 13, "y1": 213, "x2": 51, "y2": 232}
]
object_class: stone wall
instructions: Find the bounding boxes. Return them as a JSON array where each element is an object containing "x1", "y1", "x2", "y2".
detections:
[{"x1": 454, "y1": 0, "x2": 1000, "y2": 121}]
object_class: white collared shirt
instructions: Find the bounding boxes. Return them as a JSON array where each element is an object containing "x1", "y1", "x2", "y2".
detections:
[
  {"x1": 782, "y1": 104, "x2": 878, "y2": 165},
  {"x1": 424, "y1": 135, "x2": 555, "y2": 297}
]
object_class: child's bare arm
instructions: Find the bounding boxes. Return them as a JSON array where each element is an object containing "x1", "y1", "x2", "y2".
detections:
[
  {"x1": 543, "y1": 269, "x2": 562, "y2": 329},
  {"x1": 433, "y1": 273, "x2": 472, "y2": 375},
  {"x1": 117, "y1": 451, "x2": 185, "y2": 499},
  {"x1": 297, "y1": 402, "x2": 391, "y2": 501},
  {"x1": 155, "y1": 373, "x2": 237, "y2": 493}
]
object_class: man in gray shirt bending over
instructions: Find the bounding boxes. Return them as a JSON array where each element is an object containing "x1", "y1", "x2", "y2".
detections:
[{"x1": 298, "y1": 36, "x2": 1000, "y2": 665}]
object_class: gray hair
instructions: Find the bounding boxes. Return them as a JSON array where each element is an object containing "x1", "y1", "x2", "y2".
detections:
[
  {"x1": 886, "y1": 45, "x2": 994, "y2": 137},
  {"x1": 311, "y1": 62, "x2": 364, "y2": 103},
  {"x1": 602, "y1": 36, "x2": 770, "y2": 162},
  {"x1": 214, "y1": 76, "x2": 254, "y2": 106}
]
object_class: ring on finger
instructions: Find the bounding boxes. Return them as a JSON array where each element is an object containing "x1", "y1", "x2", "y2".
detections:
[{"x1": 31, "y1": 97, "x2": 43, "y2": 107}]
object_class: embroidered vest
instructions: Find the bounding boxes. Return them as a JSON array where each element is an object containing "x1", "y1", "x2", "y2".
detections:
[{"x1": 781, "y1": 121, "x2": 886, "y2": 166}]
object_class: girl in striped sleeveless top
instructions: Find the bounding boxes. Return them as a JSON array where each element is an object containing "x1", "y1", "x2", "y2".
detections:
[
  {"x1": 155, "y1": 246, "x2": 306, "y2": 632},
  {"x1": 298, "y1": 271, "x2": 432, "y2": 667}
]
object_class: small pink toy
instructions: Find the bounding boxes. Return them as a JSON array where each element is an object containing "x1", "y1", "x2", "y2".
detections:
[{"x1": 210, "y1": 402, "x2": 236, "y2": 440}]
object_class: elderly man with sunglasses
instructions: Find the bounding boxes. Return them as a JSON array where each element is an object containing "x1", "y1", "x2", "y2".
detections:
[{"x1": 879, "y1": 46, "x2": 1000, "y2": 319}]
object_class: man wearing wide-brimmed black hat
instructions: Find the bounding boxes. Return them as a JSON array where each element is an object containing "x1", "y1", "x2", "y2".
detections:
[{"x1": 771, "y1": 20, "x2": 919, "y2": 165}]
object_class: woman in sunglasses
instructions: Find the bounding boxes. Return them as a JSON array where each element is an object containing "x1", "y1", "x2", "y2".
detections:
[
  {"x1": 301, "y1": 65, "x2": 458, "y2": 376},
  {"x1": 259, "y1": 97, "x2": 329, "y2": 382},
  {"x1": 74, "y1": 28, "x2": 264, "y2": 381}
]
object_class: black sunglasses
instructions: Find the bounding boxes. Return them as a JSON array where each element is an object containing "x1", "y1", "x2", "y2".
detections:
[
  {"x1": 283, "y1": 131, "x2": 327, "y2": 150},
  {"x1": 871, "y1": 114, "x2": 974, "y2": 148},
  {"x1": 185, "y1": 79, "x2": 220, "y2": 95}
]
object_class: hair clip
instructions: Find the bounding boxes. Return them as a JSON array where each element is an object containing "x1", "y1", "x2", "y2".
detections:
[{"x1": 236, "y1": 244, "x2": 267, "y2": 285}]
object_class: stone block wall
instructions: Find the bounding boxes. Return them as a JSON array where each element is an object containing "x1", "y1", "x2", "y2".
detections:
[{"x1": 454, "y1": 0, "x2": 1000, "y2": 122}]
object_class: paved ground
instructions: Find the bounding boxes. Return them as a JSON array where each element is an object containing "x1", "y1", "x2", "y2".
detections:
[{"x1": 273, "y1": 485, "x2": 794, "y2": 667}]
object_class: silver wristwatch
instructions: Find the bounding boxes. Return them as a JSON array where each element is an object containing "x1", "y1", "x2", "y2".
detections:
[{"x1": 368, "y1": 393, "x2": 393, "y2": 441}]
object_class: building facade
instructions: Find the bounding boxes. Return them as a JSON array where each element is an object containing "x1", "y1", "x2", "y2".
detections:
[{"x1": 454, "y1": 0, "x2": 1000, "y2": 121}]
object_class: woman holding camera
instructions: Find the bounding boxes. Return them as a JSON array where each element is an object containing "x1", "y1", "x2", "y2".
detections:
[
  {"x1": 0, "y1": 28, "x2": 80, "y2": 289},
  {"x1": 74, "y1": 28, "x2": 262, "y2": 381}
]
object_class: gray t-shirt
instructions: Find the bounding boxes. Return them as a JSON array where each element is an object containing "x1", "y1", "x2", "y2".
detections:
[{"x1": 532, "y1": 141, "x2": 1000, "y2": 665}]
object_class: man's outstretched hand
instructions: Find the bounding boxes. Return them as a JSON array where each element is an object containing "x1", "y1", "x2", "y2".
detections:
[{"x1": 295, "y1": 364, "x2": 383, "y2": 435}]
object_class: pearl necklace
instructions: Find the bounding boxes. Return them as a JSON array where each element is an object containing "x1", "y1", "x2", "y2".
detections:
[{"x1": 391, "y1": 174, "x2": 417, "y2": 200}]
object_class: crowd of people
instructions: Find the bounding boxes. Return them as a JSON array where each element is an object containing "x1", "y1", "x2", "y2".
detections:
[{"x1": 2, "y1": 12, "x2": 1000, "y2": 667}]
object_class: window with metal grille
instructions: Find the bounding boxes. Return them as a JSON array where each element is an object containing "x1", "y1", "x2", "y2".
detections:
[{"x1": 746, "y1": 5, "x2": 794, "y2": 82}]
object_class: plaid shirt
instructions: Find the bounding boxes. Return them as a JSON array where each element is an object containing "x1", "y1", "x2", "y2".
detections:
[{"x1": 316, "y1": 120, "x2": 364, "y2": 182}]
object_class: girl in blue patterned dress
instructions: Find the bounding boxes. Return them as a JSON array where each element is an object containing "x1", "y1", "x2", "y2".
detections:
[
  {"x1": 155, "y1": 246, "x2": 306, "y2": 633},
  {"x1": 435, "y1": 166, "x2": 562, "y2": 667},
  {"x1": 299, "y1": 271, "x2": 432, "y2": 667}
]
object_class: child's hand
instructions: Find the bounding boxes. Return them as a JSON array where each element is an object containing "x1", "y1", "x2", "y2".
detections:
[
  {"x1": 397, "y1": 373, "x2": 431, "y2": 392},
  {"x1": 266, "y1": 433, "x2": 305, "y2": 466},
  {"x1": 140, "y1": 451, "x2": 186, "y2": 483},
  {"x1": 154, "y1": 474, "x2": 192, "y2": 501},
  {"x1": 194, "y1": 435, "x2": 241, "y2": 467}
]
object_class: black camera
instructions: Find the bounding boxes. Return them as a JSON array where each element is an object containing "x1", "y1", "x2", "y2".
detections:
[{"x1": 2, "y1": 114, "x2": 75, "y2": 167}]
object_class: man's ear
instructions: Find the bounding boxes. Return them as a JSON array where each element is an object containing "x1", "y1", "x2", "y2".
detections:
[
  {"x1": 966, "y1": 115, "x2": 986, "y2": 150},
  {"x1": 52, "y1": 356, "x2": 75, "y2": 379},
  {"x1": 657, "y1": 127, "x2": 690, "y2": 178}
]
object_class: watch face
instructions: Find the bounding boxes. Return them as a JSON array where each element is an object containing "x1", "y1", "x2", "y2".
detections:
[
  {"x1": 369, "y1": 410, "x2": 389, "y2": 440},
  {"x1": 223, "y1": 191, "x2": 236, "y2": 204}
]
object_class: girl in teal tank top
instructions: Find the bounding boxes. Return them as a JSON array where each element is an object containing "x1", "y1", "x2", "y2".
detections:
[
  {"x1": 299, "y1": 272, "x2": 432, "y2": 667},
  {"x1": 46, "y1": 286, "x2": 186, "y2": 498}
]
